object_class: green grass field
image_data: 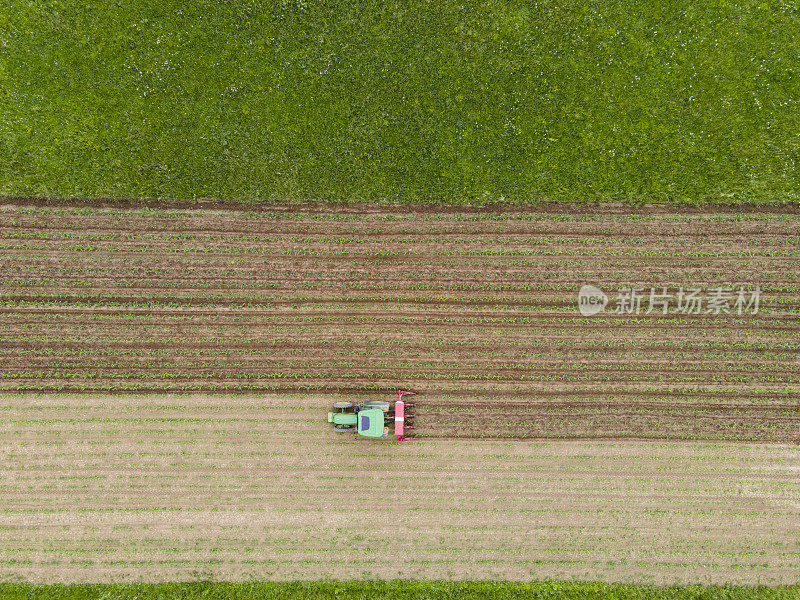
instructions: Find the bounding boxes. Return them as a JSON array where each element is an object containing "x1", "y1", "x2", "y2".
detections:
[
  {"x1": 1, "y1": 0, "x2": 798, "y2": 205},
  {"x1": 1, "y1": 581, "x2": 799, "y2": 600}
]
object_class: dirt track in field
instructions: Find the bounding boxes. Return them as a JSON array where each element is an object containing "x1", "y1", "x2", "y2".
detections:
[
  {"x1": 1, "y1": 203, "x2": 798, "y2": 442},
  {"x1": 412, "y1": 400, "x2": 800, "y2": 443}
]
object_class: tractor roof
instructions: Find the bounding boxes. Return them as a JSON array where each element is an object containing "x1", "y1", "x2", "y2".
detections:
[{"x1": 357, "y1": 408, "x2": 387, "y2": 437}]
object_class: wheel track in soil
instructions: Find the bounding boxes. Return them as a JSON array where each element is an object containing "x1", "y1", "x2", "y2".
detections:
[{"x1": 410, "y1": 401, "x2": 800, "y2": 443}]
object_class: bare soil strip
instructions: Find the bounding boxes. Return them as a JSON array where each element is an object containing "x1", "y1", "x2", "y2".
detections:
[
  {"x1": 1, "y1": 205, "x2": 798, "y2": 441},
  {"x1": 5, "y1": 197, "x2": 800, "y2": 213},
  {"x1": 414, "y1": 401, "x2": 800, "y2": 443}
]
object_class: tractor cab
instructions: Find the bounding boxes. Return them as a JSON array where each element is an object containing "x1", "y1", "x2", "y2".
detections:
[{"x1": 354, "y1": 408, "x2": 387, "y2": 437}]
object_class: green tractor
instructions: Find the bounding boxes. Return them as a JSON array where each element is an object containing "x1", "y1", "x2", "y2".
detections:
[{"x1": 328, "y1": 390, "x2": 415, "y2": 441}]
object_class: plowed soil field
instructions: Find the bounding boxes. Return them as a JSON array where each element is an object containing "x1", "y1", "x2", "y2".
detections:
[
  {"x1": 0, "y1": 202, "x2": 798, "y2": 583},
  {"x1": 1, "y1": 203, "x2": 798, "y2": 441}
]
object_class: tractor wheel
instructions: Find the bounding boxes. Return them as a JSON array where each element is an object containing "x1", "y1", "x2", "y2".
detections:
[
  {"x1": 333, "y1": 425, "x2": 352, "y2": 432},
  {"x1": 333, "y1": 402, "x2": 353, "y2": 409}
]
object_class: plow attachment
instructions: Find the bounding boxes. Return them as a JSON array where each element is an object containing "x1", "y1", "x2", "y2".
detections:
[{"x1": 394, "y1": 390, "x2": 415, "y2": 441}]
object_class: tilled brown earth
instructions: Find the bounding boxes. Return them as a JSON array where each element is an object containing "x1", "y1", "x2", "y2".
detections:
[
  {"x1": 1, "y1": 203, "x2": 799, "y2": 584},
  {"x1": 1, "y1": 203, "x2": 797, "y2": 442},
  {"x1": 413, "y1": 400, "x2": 800, "y2": 443}
]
